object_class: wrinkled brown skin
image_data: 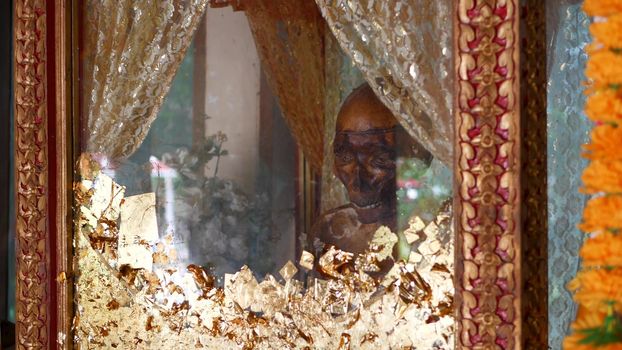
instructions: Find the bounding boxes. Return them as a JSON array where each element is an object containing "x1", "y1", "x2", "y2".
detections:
[{"x1": 309, "y1": 84, "x2": 430, "y2": 255}]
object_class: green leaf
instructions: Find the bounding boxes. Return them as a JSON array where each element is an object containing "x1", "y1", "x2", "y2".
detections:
[{"x1": 578, "y1": 308, "x2": 622, "y2": 346}]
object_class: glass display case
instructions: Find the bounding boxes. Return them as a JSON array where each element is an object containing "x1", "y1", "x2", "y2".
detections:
[{"x1": 13, "y1": 0, "x2": 607, "y2": 349}]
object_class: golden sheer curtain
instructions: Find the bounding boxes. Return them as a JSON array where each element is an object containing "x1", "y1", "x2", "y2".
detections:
[
  {"x1": 315, "y1": 0, "x2": 454, "y2": 165},
  {"x1": 243, "y1": 0, "x2": 326, "y2": 171},
  {"x1": 320, "y1": 31, "x2": 365, "y2": 212},
  {"x1": 82, "y1": 0, "x2": 208, "y2": 161}
]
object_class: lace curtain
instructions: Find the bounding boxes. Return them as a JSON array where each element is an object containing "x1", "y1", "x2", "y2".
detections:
[
  {"x1": 320, "y1": 31, "x2": 365, "y2": 212},
  {"x1": 243, "y1": 0, "x2": 326, "y2": 171},
  {"x1": 546, "y1": 1, "x2": 591, "y2": 349},
  {"x1": 314, "y1": 0, "x2": 454, "y2": 165},
  {"x1": 82, "y1": 0, "x2": 208, "y2": 160}
]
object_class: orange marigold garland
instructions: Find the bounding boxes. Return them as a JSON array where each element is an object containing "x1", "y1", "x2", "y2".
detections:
[
  {"x1": 584, "y1": 90, "x2": 622, "y2": 123},
  {"x1": 565, "y1": 1, "x2": 622, "y2": 349},
  {"x1": 583, "y1": 125, "x2": 622, "y2": 160}
]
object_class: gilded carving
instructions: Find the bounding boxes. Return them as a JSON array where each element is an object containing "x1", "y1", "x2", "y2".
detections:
[
  {"x1": 455, "y1": 0, "x2": 520, "y2": 349},
  {"x1": 13, "y1": 0, "x2": 49, "y2": 349}
]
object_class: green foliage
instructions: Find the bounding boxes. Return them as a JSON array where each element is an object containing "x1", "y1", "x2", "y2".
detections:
[
  {"x1": 147, "y1": 43, "x2": 195, "y2": 155},
  {"x1": 394, "y1": 157, "x2": 451, "y2": 261},
  {"x1": 396, "y1": 158, "x2": 451, "y2": 229},
  {"x1": 578, "y1": 306, "x2": 622, "y2": 346}
]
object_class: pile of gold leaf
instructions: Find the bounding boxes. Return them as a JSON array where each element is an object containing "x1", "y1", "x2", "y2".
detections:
[{"x1": 71, "y1": 154, "x2": 454, "y2": 349}]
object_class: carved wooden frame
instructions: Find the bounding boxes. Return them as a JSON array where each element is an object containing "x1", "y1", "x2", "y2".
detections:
[
  {"x1": 12, "y1": 0, "x2": 547, "y2": 349},
  {"x1": 454, "y1": 0, "x2": 546, "y2": 349}
]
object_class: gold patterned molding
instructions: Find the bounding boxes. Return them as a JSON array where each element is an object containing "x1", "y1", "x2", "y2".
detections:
[
  {"x1": 14, "y1": 0, "x2": 50, "y2": 348},
  {"x1": 14, "y1": 0, "x2": 73, "y2": 349},
  {"x1": 454, "y1": 0, "x2": 523, "y2": 349}
]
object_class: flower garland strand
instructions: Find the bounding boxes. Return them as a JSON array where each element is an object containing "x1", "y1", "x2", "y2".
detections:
[{"x1": 564, "y1": 1, "x2": 622, "y2": 349}]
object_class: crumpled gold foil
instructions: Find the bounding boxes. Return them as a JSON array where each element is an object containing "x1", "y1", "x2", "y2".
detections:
[
  {"x1": 74, "y1": 153, "x2": 454, "y2": 349},
  {"x1": 318, "y1": 246, "x2": 354, "y2": 278}
]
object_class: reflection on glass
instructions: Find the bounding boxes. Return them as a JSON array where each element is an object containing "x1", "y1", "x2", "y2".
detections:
[
  {"x1": 82, "y1": 9, "x2": 297, "y2": 278},
  {"x1": 7, "y1": 109, "x2": 14, "y2": 324},
  {"x1": 74, "y1": 3, "x2": 455, "y2": 348},
  {"x1": 547, "y1": 1, "x2": 591, "y2": 348}
]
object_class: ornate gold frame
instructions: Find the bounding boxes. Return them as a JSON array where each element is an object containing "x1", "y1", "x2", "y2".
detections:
[
  {"x1": 12, "y1": 0, "x2": 547, "y2": 348},
  {"x1": 454, "y1": 0, "x2": 521, "y2": 348},
  {"x1": 454, "y1": 1, "x2": 547, "y2": 349}
]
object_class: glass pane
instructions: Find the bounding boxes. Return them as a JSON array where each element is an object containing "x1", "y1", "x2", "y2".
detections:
[
  {"x1": 547, "y1": 1, "x2": 591, "y2": 349},
  {"x1": 7, "y1": 83, "x2": 14, "y2": 325},
  {"x1": 73, "y1": 3, "x2": 454, "y2": 348},
  {"x1": 2, "y1": 0, "x2": 15, "y2": 347}
]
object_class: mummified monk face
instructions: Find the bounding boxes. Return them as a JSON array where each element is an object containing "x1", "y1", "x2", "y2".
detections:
[
  {"x1": 334, "y1": 84, "x2": 432, "y2": 225},
  {"x1": 333, "y1": 85, "x2": 400, "y2": 225}
]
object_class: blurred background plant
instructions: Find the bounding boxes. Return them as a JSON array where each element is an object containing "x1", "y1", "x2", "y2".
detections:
[{"x1": 153, "y1": 132, "x2": 276, "y2": 279}]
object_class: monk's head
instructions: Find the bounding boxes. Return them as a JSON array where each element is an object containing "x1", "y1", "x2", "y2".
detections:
[{"x1": 334, "y1": 83, "x2": 431, "y2": 224}]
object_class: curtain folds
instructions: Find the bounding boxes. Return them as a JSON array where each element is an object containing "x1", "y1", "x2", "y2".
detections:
[
  {"x1": 83, "y1": 0, "x2": 208, "y2": 160},
  {"x1": 320, "y1": 31, "x2": 365, "y2": 212},
  {"x1": 244, "y1": 0, "x2": 326, "y2": 171},
  {"x1": 315, "y1": 0, "x2": 454, "y2": 165},
  {"x1": 546, "y1": 3, "x2": 590, "y2": 349}
]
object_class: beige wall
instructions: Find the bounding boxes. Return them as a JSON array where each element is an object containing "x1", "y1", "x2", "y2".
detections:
[
  {"x1": 200, "y1": 8, "x2": 296, "y2": 272},
  {"x1": 203, "y1": 7, "x2": 260, "y2": 194}
]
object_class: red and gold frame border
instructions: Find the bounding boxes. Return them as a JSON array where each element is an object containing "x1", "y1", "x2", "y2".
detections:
[
  {"x1": 13, "y1": 0, "x2": 73, "y2": 349},
  {"x1": 454, "y1": 0, "x2": 521, "y2": 348},
  {"x1": 14, "y1": 0, "x2": 50, "y2": 348},
  {"x1": 12, "y1": 0, "x2": 547, "y2": 348},
  {"x1": 454, "y1": 0, "x2": 547, "y2": 349}
]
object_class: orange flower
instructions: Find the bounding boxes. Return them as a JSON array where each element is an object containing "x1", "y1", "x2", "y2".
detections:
[
  {"x1": 585, "y1": 89, "x2": 622, "y2": 123},
  {"x1": 564, "y1": 335, "x2": 619, "y2": 350},
  {"x1": 591, "y1": 14, "x2": 622, "y2": 48},
  {"x1": 583, "y1": 125, "x2": 622, "y2": 161},
  {"x1": 580, "y1": 195, "x2": 622, "y2": 233},
  {"x1": 586, "y1": 51, "x2": 622, "y2": 87},
  {"x1": 568, "y1": 269, "x2": 622, "y2": 312},
  {"x1": 584, "y1": 0, "x2": 622, "y2": 17},
  {"x1": 566, "y1": 4, "x2": 622, "y2": 349},
  {"x1": 586, "y1": 42, "x2": 607, "y2": 57},
  {"x1": 564, "y1": 311, "x2": 608, "y2": 350},
  {"x1": 582, "y1": 160, "x2": 622, "y2": 193},
  {"x1": 580, "y1": 232, "x2": 622, "y2": 267}
]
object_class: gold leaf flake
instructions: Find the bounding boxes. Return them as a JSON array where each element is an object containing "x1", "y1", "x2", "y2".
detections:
[
  {"x1": 56, "y1": 271, "x2": 67, "y2": 283},
  {"x1": 73, "y1": 152, "x2": 455, "y2": 349},
  {"x1": 106, "y1": 300, "x2": 120, "y2": 310},
  {"x1": 338, "y1": 333, "x2": 351, "y2": 350},
  {"x1": 423, "y1": 221, "x2": 439, "y2": 238},
  {"x1": 407, "y1": 251, "x2": 422, "y2": 264},
  {"x1": 187, "y1": 264, "x2": 215, "y2": 297},
  {"x1": 318, "y1": 246, "x2": 354, "y2": 278},
  {"x1": 279, "y1": 261, "x2": 298, "y2": 281},
  {"x1": 368, "y1": 226, "x2": 398, "y2": 261},
  {"x1": 299, "y1": 250, "x2": 314, "y2": 271},
  {"x1": 118, "y1": 193, "x2": 159, "y2": 271}
]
